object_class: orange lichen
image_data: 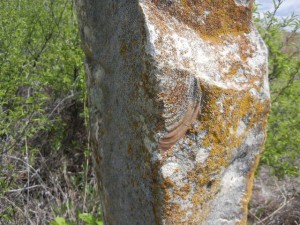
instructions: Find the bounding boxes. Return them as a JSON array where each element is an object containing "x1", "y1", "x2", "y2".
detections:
[
  {"x1": 226, "y1": 63, "x2": 240, "y2": 77},
  {"x1": 141, "y1": 1, "x2": 269, "y2": 223},
  {"x1": 237, "y1": 154, "x2": 261, "y2": 225},
  {"x1": 237, "y1": 116, "x2": 269, "y2": 225},
  {"x1": 189, "y1": 82, "x2": 269, "y2": 224},
  {"x1": 164, "y1": 203, "x2": 184, "y2": 223},
  {"x1": 158, "y1": 80, "x2": 269, "y2": 223},
  {"x1": 151, "y1": 0, "x2": 253, "y2": 40},
  {"x1": 173, "y1": 184, "x2": 191, "y2": 199}
]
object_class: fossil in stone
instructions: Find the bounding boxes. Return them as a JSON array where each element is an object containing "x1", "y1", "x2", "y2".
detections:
[{"x1": 159, "y1": 77, "x2": 202, "y2": 151}]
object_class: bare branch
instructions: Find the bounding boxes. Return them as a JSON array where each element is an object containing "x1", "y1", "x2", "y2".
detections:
[{"x1": 5, "y1": 185, "x2": 44, "y2": 193}]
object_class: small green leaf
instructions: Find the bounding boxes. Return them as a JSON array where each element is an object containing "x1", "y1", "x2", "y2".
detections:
[
  {"x1": 50, "y1": 217, "x2": 67, "y2": 225},
  {"x1": 79, "y1": 213, "x2": 103, "y2": 225}
]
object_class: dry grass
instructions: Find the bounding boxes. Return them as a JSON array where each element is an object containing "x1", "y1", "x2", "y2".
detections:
[
  {"x1": 248, "y1": 166, "x2": 300, "y2": 225},
  {"x1": 0, "y1": 101, "x2": 101, "y2": 225}
]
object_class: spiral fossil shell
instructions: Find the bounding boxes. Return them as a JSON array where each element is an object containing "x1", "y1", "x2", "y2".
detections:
[{"x1": 159, "y1": 76, "x2": 202, "y2": 151}]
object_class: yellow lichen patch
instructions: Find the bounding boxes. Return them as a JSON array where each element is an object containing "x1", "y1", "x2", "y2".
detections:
[
  {"x1": 173, "y1": 184, "x2": 191, "y2": 199},
  {"x1": 164, "y1": 203, "x2": 185, "y2": 223},
  {"x1": 162, "y1": 177, "x2": 175, "y2": 189},
  {"x1": 159, "y1": 81, "x2": 269, "y2": 223},
  {"x1": 237, "y1": 154, "x2": 261, "y2": 225},
  {"x1": 225, "y1": 63, "x2": 241, "y2": 77},
  {"x1": 164, "y1": 190, "x2": 172, "y2": 202},
  {"x1": 157, "y1": 79, "x2": 269, "y2": 224},
  {"x1": 190, "y1": 177, "x2": 222, "y2": 223},
  {"x1": 198, "y1": 82, "x2": 268, "y2": 173},
  {"x1": 187, "y1": 127, "x2": 197, "y2": 134},
  {"x1": 151, "y1": 0, "x2": 253, "y2": 40},
  {"x1": 237, "y1": 117, "x2": 269, "y2": 225}
]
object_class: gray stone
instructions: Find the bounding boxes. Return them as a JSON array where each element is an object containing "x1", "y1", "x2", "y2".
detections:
[{"x1": 76, "y1": 0, "x2": 270, "y2": 224}]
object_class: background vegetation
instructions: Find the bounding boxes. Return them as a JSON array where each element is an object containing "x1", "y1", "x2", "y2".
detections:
[
  {"x1": 0, "y1": 0, "x2": 299, "y2": 224},
  {"x1": 247, "y1": 2, "x2": 300, "y2": 224},
  {"x1": 255, "y1": 0, "x2": 300, "y2": 177},
  {"x1": 0, "y1": 0, "x2": 101, "y2": 224}
]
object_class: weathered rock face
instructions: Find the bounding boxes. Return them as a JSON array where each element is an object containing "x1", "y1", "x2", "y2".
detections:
[{"x1": 76, "y1": 0, "x2": 270, "y2": 224}]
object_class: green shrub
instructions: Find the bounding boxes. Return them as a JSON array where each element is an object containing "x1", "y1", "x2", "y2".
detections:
[{"x1": 255, "y1": 0, "x2": 300, "y2": 176}]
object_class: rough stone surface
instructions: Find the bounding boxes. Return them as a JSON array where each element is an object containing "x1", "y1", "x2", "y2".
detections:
[{"x1": 76, "y1": 1, "x2": 270, "y2": 224}]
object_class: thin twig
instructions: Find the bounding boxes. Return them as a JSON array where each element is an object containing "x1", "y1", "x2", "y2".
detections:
[
  {"x1": 5, "y1": 185, "x2": 44, "y2": 193},
  {"x1": 0, "y1": 196, "x2": 34, "y2": 225},
  {"x1": 250, "y1": 211, "x2": 265, "y2": 225},
  {"x1": 47, "y1": 91, "x2": 80, "y2": 118},
  {"x1": 4, "y1": 155, "x2": 53, "y2": 198},
  {"x1": 257, "y1": 180, "x2": 293, "y2": 224}
]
